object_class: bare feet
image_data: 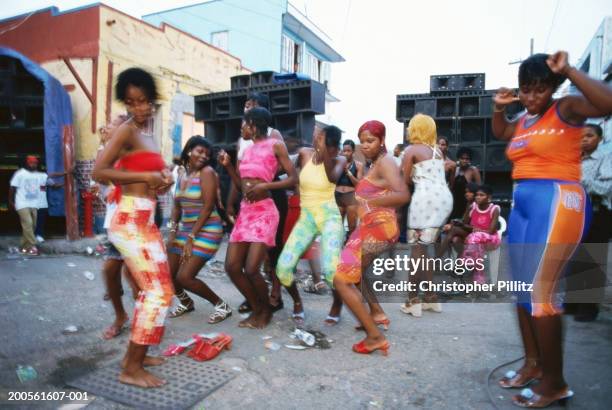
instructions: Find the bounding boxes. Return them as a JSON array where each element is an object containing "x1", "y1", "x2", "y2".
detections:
[
  {"x1": 253, "y1": 309, "x2": 272, "y2": 329},
  {"x1": 122, "y1": 356, "x2": 166, "y2": 369},
  {"x1": 119, "y1": 367, "x2": 166, "y2": 388},
  {"x1": 238, "y1": 314, "x2": 259, "y2": 329}
]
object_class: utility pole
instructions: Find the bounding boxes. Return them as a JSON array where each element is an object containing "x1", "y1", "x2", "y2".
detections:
[{"x1": 509, "y1": 38, "x2": 534, "y2": 65}]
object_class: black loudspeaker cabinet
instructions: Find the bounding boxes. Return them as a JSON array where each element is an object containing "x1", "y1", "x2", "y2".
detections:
[
  {"x1": 484, "y1": 171, "x2": 513, "y2": 200},
  {"x1": 195, "y1": 80, "x2": 325, "y2": 121},
  {"x1": 430, "y1": 73, "x2": 485, "y2": 93},
  {"x1": 231, "y1": 74, "x2": 251, "y2": 90},
  {"x1": 485, "y1": 145, "x2": 511, "y2": 171},
  {"x1": 250, "y1": 71, "x2": 276, "y2": 87}
]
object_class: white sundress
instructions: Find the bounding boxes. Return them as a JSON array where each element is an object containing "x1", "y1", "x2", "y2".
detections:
[{"x1": 408, "y1": 145, "x2": 453, "y2": 244}]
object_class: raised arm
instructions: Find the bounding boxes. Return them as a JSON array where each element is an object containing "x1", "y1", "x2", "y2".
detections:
[
  {"x1": 218, "y1": 150, "x2": 241, "y2": 191},
  {"x1": 491, "y1": 87, "x2": 520, "y2": 141},
  {"x1": 548, "y1": 51, "x2": 612, "y2": 122}
]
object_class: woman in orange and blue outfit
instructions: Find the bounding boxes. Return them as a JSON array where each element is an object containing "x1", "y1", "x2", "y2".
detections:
[
  {"x1": 492, "y1": 51, "x2": 612, "y2": 408},
  {"x1": 94, "y1": 68, "x2": 174, "y2": 389},
  {"x1": 334, "y1": 120, "x2": 410, "y2": 356}
]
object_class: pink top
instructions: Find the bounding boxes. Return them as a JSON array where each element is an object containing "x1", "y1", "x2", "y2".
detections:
[
  {"x1": 468, "y1": 202, "x2": 500, "y2": 231},
  {"x1": 239, "y1": 138, "x2": 279, "y2": 182}
]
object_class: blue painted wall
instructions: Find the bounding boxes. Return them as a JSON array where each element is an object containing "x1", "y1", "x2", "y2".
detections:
[{"x1": 143, "y1": 0, "x2": 288, "y2": 72}]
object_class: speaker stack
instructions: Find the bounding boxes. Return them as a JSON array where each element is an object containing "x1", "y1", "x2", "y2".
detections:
[
  {"x1": 396, "y1": 73, "x2": 524, "y2": 202},
  {"x1": 194, "y1": 71, "x2": 326, "y2": 151}
]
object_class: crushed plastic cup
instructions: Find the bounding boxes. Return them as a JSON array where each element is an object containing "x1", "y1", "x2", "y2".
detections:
[
  {"x1": 86, "y1": 246, "x2": 94, "y2": 255},
  {"x1": 16, "y1": 365, "x2": 37, "y2": 383},
  {"x1": 292, "y1": 329, "x2": 315, "y2": 347},
  {"x1": 83, "y1": 271, "x2": 95, "y2": 281}
]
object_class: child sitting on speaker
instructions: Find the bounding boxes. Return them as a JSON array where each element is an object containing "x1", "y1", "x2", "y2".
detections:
[{"x1": 455, "y1": 184, "x2": 501, "y2": 284}]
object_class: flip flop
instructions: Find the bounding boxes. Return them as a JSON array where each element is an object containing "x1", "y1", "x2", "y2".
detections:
[
  {"x1": 292, "y1": 311, "x2": 305, "y2": 326},
  {"x1": 512, "y1": 387, "x2": 574, "y2": 408},
  {"x1": 102, "y1": 323, "x2": 126, "y2": 340},
  {"x1": 324, "y1": 315, "x2": 340, "y2": 326}
]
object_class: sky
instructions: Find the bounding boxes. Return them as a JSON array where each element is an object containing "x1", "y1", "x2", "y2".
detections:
[{"x1": 2, "y1": 0, "x2": 612, "y2": 146}]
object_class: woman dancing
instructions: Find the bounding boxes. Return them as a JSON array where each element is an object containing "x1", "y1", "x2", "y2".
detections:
[
  {"x1": 335, "y1": 140, "x2": 364, "y2": 238},
  {"x1": 219, "y1": 107, "x2": 297, "y2": 329},
  {"x1": 276, "y1": 125, "x2": 346, "y2": 326},
  {"x1": 93, "y1": 68, "x2": 174, "y2": 388},
  {"x1": 400, "y1": 114, "x2": 453, "y2": 317},
  {"x1": 334, "y1": 120, "x2": 410, "y2": 355},
  {"x1": 167, "y1": 136, "x2": 231, "y2": 323},
  {"x1": 492, "y1": 51, "x2": 612, "y2": 408}
]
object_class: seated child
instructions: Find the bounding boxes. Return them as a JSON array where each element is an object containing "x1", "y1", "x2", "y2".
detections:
[{"x1": 456, "y1": 184, "x2": 501, "y2": 283}]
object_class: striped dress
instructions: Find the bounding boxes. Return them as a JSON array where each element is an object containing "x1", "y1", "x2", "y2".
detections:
[{"x1": 169, "y1": 172, "x2": 223, "y2": 260}]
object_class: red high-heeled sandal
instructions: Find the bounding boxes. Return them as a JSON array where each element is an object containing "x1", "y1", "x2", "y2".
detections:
[
  {"x1": 352, "y1": 339, "x2": 390, "y2": 356},
  {"x1": 188, "y1": 334, "x2": 233, "y2": 361}
]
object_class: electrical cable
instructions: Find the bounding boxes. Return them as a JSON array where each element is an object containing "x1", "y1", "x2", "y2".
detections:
[{"x1": 485, "y1": 355, "x2": 525, "y2": 410}]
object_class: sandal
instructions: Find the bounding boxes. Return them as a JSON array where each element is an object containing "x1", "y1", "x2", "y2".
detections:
[
  {"x1": 499, "y1": 370, "x2": 541, "y2": 389},
  {"x1": 188, "y1": 333, "x2": 233, "y2": 361},
  {"x1": 169, "y1": 303, "x2": 194, "y2": 318},
  {"x1": 292, "y1": 303, "x2": 305, "y2": 326},
  {"x1": 270, "y1": 299, "x2": 284, "y2": 313},
  {"x1": 324, "y1": 315, "x2": 340, "y2": 326},
  {"x1": 102, "y1": 323, "x2": 126, "y2": 340},
  {"x1": 238, "y1": 300, "x2": 252, "y2": 314},
  {"x1": 512, "y1": 387, "x2": 574, "y2": 408},
  {"x1": 208, "y1": 301, "x2": 232, "y2": 324}
]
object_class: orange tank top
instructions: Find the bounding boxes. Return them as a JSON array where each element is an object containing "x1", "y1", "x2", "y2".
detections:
[{"x1": 506, "y1": 101, "x2": 582, "y2": 182}]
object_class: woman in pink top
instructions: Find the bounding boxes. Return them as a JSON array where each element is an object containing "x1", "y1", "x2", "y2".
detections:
[
  {"x1": 219, "y1": 107, "x2": 297, "y2": 329},
  {"x1": 455, "y1": 184, "x2": 501, "y2": 284}
]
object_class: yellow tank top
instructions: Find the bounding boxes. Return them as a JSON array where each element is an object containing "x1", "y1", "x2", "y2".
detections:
[{"x1": 300, "y1": 158, "x2": 336, "y2": 208}]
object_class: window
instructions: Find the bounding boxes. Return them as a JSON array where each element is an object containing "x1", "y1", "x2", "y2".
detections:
[
  {"x1": 281, "y1": 34, "x2": 294, "y2": 72},
  {"x1": 320, "y1": 61, "x2": 331, "y2": 87},
  {"x1": 305, "y1": 52, "x2": 319, "y2": 81},
  {"x1": 211, "y1": 31, "x2": 229, "y2": 51}
]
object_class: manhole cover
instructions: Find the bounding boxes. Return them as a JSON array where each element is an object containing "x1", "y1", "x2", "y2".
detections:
[{"x1": 67, "y1": 356, "x2": 235, "y2": 409}]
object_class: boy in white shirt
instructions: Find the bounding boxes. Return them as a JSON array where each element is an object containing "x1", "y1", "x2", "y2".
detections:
[{"x1": 9, "y1": 155, "x2": 43, "y2": 255}]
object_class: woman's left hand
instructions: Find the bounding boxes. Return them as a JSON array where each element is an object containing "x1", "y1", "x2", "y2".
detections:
[
  {"x1": 547, "y1": 51, "x2": 570, "y2": 75},
  {"x1": 182, "y1": 238, "x2": 193, "y2": 262},
  {"x1": 245, "y1": 182, "x2": 268, "y2": 202}
]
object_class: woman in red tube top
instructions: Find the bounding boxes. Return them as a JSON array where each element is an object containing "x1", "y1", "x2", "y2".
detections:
[{"x1": 93, "y1": 68, "x2": 174, "y2": 389}]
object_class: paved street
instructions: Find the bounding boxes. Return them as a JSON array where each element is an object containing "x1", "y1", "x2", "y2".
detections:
[{"x1": 0, "y1": 243, "x2": 611, "y2": 409}]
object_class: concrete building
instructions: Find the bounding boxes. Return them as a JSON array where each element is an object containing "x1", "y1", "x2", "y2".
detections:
[
  {"x1": 573, "y1": 16, "x2": 612, "y2": 152},
  {"x1": 143, "y1": 0, "x2": 344, "y2": 124},
  {"x1": 0, "y1": 3, "x2": 249, "y2": 234}
]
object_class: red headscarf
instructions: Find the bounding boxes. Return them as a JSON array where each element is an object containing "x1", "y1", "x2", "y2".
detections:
[{"x1": 358, "y1": 120, "x2": 387, "y2": 153}]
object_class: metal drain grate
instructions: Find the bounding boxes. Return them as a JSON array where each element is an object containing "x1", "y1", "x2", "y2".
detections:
[{"x1": 67, "y1": 356, "x2": 236, "y2": 409}]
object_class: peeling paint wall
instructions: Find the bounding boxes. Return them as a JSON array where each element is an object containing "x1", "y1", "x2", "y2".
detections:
[{"x1": 98, "y1": 6, "x2": 249, "y2": 161}]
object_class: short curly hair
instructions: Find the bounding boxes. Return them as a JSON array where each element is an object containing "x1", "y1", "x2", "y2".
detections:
[
  {"x1": 518, "y1": 53, "x2": 566, "y2": 91},
  {"x1": 115, "y1": 68, "x2": 158, "y2": 102}
]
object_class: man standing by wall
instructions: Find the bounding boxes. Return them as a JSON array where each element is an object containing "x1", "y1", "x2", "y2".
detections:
[{"x1": 9, "y1": 155, "x2": 44, "y2": 255}]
